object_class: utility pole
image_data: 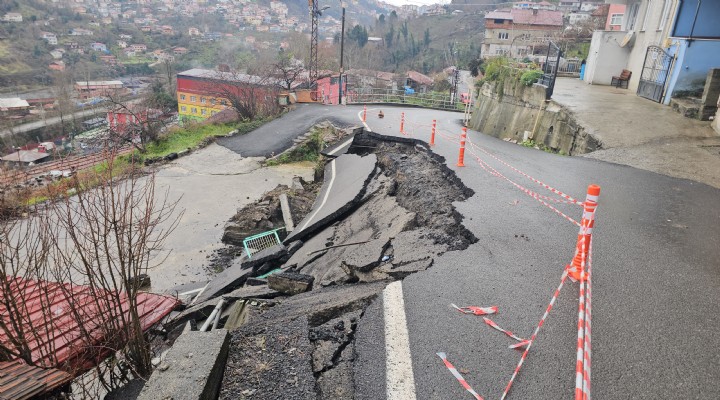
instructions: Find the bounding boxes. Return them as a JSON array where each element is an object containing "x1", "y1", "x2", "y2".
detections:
[
  {"x1": 338, "y1": 2, "x2": 346, "y2": 105},
  {"x1": 308, "y1": 0, "x2": 319, "y2": 100}
]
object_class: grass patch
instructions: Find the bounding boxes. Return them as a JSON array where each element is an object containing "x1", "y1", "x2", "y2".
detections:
[
  {"x1": 265, "y1": 127, "x2": 326, "y2": 166},
  {"x1": 520, "y1": 139, "x2": 564, "y2": 155},
  {"x1": 144, "y1": 118, "x2": 269, "y2": 159}
]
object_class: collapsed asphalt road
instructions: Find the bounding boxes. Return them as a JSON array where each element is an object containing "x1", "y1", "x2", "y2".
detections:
[{"x1": 193, "y1": 104, "x2": 719, "y2": 399}]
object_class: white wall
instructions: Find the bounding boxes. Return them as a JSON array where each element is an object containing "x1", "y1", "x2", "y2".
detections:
[{"x1": 585, "y1": 30, "x2": 631, "y2": 85}]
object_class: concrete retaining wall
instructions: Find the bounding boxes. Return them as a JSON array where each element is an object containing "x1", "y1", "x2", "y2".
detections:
[{"x1": 468, "y1": 77, "x2": 601, "y2": 155}]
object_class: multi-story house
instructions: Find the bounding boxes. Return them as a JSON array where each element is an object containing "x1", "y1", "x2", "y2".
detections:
[{"x1": 482, "y1": 8, "x2": 564, "y2": 59}]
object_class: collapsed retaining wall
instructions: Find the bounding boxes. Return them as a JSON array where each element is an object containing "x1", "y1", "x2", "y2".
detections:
[{"x1": 468, "y1": 77, "x2": 602, "y2": 155}]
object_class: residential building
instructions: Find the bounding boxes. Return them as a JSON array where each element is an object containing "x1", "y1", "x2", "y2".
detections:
[
  {"x1": 49, "y1": 49, "x2": 64, "y2": 59},
  {"x1": 317, "y1": 75, "x2": 347, "y2": 105},
  {"x1": 513, "y1": 1, "x2": 556, "y2": 11},
  {"x1": 74, "y1": 80, "x2": 124, "y2": 99},
  {"x1": 41, "y1": 32, "x2": 58, "y2": 45},
  {"x1": 0, "y1": 98, "x2": 30, "y2": 117},
  {"x1": 90, "y1": 42, "x2": 108, "y2": 52},
  {"x1": 49, "y1": 60, "x2": 66, "y2": 71},
  {"x1": 2, "y1": 13, "x2": 23, "y2": 22},
  {"x1": 605, "y1": 4, "x2": 625, "y2": 31},
  {"x1": 584, "y1": 0, "x2": 720, "y2": 110},
  {"x1": 70, "y1": 28, "x2": 93, "y2": 36},
  {"x1": 130, "y1": 44, "x2": 147, "y2": 52},
  {"x1": 405, "y1": 70, "x2": 434, "y2": 93},
  {"x1": 482, "y1": 8, "x2": 564, "y2": 59}
]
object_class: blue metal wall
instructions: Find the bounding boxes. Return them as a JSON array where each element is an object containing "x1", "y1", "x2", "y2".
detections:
[{"x1": 673, "y1": 0, "x2": 720, "y2": 39}]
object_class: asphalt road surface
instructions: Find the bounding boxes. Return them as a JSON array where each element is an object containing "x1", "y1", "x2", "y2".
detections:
[{"x1": 223, "y1": 104, "x2": 720, "y2": 399}]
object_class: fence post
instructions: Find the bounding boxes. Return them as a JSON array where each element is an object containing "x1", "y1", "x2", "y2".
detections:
[
  {"x1": 400, "y1": 112, "x2": 405, "y2": 134},
  {"x1": 430, "y1": 119, "x2": 436, "y2": 146},
  {"x1": 457, "y1": 127, "x2": 467, "y2": 167},
  {"x1": 363, "y1": 105, "x2": 367, "y2": 122},
  {"x1": 567, "y1": 185, "x2": 600, "y2": 282}
]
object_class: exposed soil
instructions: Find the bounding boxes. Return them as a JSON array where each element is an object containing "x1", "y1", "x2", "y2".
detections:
[{"x1": 217, "y1": 132, "x2": 478, "y2": 399}]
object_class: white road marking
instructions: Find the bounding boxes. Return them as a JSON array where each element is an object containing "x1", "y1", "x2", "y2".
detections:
[
  {"x1": 327, "y1": 136, "x2": 354, "y2": 156},
  {"x1": 357, "y1": 108, "x2": 374, "y2": 132},
  {"x1": 384, "y1": 281, "x2": 417, "y2": 399},
  {"x1": 297, "y1": 159, "x2": 336, "y2": 232}
]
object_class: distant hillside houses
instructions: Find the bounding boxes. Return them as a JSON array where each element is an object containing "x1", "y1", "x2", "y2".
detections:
[
  {"x1": 2, "y1": 12, "x2": 22, "y2": 22},
  {"x1": 482, "y1": 8, "x2": 564, "y2": 59}
]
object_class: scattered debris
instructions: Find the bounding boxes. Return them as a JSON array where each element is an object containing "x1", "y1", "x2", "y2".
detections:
[{"x1": 268, "y1": 272, "x2": 315, "y2": 295}]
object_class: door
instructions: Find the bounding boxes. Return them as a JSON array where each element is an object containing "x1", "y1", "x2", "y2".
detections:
[{"x1": 637, "y1": 45, "x2": 674, "y2": 103}]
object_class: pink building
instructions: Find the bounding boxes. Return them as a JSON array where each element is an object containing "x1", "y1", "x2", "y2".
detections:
[
  {"x1": 317, "y1": 75, "x2": 347, "y2": 105},
  {"x1": 605, "y1": 4, "x2": 625, "y2": 31}
]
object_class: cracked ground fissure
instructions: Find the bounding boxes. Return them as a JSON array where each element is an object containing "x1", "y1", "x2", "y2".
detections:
[{"x1": 217, "y1": 131, "x2": 478, "y2": 399}]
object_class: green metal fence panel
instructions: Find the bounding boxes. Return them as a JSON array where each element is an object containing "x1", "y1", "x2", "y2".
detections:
[{"x1": 242, "y1": 228, "x2": 283, "y2": 259}]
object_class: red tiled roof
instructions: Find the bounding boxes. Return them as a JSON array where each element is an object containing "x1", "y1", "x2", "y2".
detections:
[
  {"x1": 407, "y1": 70, "x2": 433, "y2": 86},
  {"x1": 0, "y1": 278, "x2": 179, "y2": 374},
  {"x1": 0, "y1": 360, "x2": 73, "y2": 400},
  {"x1": 511, "y1": 9, "x2": 564, "y2": 26}
]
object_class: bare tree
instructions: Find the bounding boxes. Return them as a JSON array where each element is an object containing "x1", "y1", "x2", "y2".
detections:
[
  {"x1": 272, "y1": 54, "x2": 305, "y2": 91},
  {"x1": 0, "y1": 148, "x2": 180, "y2": 390},
  {"x1": 104, "y1": 94, "x2": 166, "y2": 153},
  {"x1": 205, "y1": 68, "x2": 280, "y2": 121}
]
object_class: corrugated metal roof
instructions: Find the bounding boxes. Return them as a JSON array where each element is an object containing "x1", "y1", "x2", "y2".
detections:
[
  {"x1": 0, "y1": 360, "x2": 73, "y2": 400},
  {"x1": 0, "y1": 278, "x2": 179, "y2": 376},
  {"x1": 0, "y1": 151, "x2": 50, "y2": 163},
  {"x1": 0, "y1": 98, "x2": 30, "y2": 109}
]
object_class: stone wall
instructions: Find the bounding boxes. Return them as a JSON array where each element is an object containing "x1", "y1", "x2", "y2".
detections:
[
  {"x1": 468, "y1": 77, "x2": 601, "y2": 155},
  {"x1": 700, "y1": 69, "x2": 720, "y2": 121}
]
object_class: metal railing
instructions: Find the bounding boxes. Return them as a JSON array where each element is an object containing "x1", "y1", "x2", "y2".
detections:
[
  {"x1": 347, "y1": 89, "x2": 466, "y2": 111},
  {"x1": 557, "y1": 58, "x2": 582, "y2": 77},
  {"x1": 537, "y1": 41, "x2": 562, "y2": 99},
  {"x1": 242, "y1": 228, "x2": 283, "y2": 259}
]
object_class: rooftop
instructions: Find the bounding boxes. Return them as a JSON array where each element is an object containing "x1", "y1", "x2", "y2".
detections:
[
  {"x1": 0, "y1": 98, "x2": 30, "y2": 108},
  {"x1": 486, "y1": 8, "x2": 564, "y2": 26},
  {"x1": 178, "y1": 68, "x2": 269, "y2": 85}
]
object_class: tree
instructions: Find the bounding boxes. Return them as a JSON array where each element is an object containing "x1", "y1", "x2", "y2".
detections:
[
  {"x1": 424, "y1": 28, "x2": 431, "y2": 48},
  {"x1": 469, "y1": 58, "x2": 484, "y2": 77},
  {"x1": 272, "y1": 53, "x2": 305, "y2": 91},
  {"x1": 207, "y1": 68, "x2": 280, "y2": 121},
  {"x1": 0, "y1": 151, "x2": 180, "y2": 389}
]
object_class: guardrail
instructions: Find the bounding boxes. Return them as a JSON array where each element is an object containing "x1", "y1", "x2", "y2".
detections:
[{"x1": 347, "y1": 89, "x2": 466, "y2": 112}]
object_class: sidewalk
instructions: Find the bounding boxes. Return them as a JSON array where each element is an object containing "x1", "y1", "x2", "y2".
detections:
[{"x1": 552, "y1": 78, "x2": 720, "y2": 189}]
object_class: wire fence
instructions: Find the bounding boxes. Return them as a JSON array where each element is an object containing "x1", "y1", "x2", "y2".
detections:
[
  {"x1": 347, "y1": 89, "x2": 467, "y2": 112},
  {"x1": 242, "y1": 228, "x2": 283, "y2": 259}
]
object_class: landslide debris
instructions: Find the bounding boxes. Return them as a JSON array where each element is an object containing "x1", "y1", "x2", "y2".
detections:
[{"x1": 190, "y1": 130, "x2": 478, "y2": 400}]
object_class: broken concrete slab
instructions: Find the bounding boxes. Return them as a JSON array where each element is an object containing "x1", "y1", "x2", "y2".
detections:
[
  {"x1": 316, "y1": 343, "x2": 355, "y2": 400},
  {"x1": 220, "y1": 316, "x2": 316, "y2": 400},
  {"x1": 139, "y1": 329, "x2": 230, "y2": 400},
  {"x1": 342, "y1": 238, "x2": 389, "y2": 273},
  {"x1": 223, "y1": 301, "x2": 249, "y2": 331},
  {"x1": 310, "y1": 310, "x2": 360, "y2": 373},
  {"x1": 242, "y1": 244, "x2": 288, "y2": 270},
  {"x1": 224, "y1": 284, "x2": 281, "y2": 300},
  {"x1": 193, "y1": 263, "x2": 253, "y2": 304},
  {"x1": 378, "y1": 258, "x2": 434, "y2": 279},
  {"x1": 267, "y1": 272, "x2": 314, "y2": 295},
  {"x1": 279, "y1": 193, "x2": 294, "y2": 232},
  {"x1": 257, "y1": 281, "x2": 386, "y2": 327},
  {"x1": 285, "y1": 153, "x2": 377, "y2": 244}
]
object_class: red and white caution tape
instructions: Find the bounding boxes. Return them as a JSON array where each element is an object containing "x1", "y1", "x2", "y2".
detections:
[
  {"x1": 451, "y1": 303, "x2": 498, "y2": 316},
  {"x1": 436, "y1": 352, "x2": 484, "y2": 400},
  {"x1": 482, "y1": 317, "x2": 528, "y2": 346},
  {"x1": 501, "y1": 269, "x2": 571, "y2": 400}
]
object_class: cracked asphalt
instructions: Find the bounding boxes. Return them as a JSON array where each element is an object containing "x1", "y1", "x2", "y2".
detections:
[{"x1": 220, "y1": 104, "x2": 720, "y2": 399}]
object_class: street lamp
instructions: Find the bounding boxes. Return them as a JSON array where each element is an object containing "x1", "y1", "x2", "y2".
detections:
[{"x1": 338, "y1": 1, "x2": 346, "y2": 105}]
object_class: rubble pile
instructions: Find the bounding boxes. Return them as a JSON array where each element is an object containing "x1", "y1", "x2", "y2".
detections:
[{"x1": 153, "y1": 129, "x2": 477, "y2": 400}]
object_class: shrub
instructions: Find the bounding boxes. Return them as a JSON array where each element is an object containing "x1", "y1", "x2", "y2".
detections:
[{"x1": 520, "y1": 69, "x2": 543, "y2": 86}]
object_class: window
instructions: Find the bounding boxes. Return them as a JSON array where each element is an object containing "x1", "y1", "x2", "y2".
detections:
[
  {"x1": 641, "y1": 0, "x2": 652, "y2": 31},
  {"x1": 201, "y1": 109, "x2": 206, "y2": 115},
  {"x1": 658, "y1": 0, "x2": 671, "y2": 31},
  {"x1": 191, "y1": 107, "x2": 197, "y2": 114},
  {"x1": 190, "y1": 95, "x2": 196, "y2": 102},
  {"x1": 211, "y1": 110, "x2": 217, "y2": 115},
  {"x1": 627, "y1": 3, "x2": 640, "y2": 31},
  {"x1": 180, "y1": 106, "x2": 186, "y2": 112},
  {"x1": 498, "y1": 32, "x2": 509, "y2": 40},
  {"x1": 200, "y1": 97, "x2": 206, "y2": 104},
  {"x1": 180, "y1": 94, "x2": 186, "y2": 100},
  {"x1": 210, "y1": 98, "x2": 216, "y2": 105},
  {"x1": 610, "y1": 13, "x2": 623, "y2": 26}
]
